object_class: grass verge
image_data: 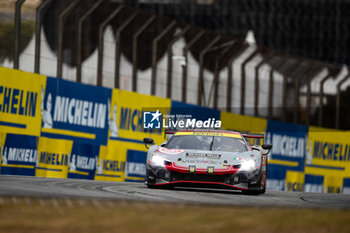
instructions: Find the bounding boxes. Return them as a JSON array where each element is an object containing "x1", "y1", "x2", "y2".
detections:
[{"x1": 0, "y1": 197, "x2": 349, "y2": 233}]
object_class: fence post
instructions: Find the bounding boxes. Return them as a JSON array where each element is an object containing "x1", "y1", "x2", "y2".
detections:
[
  {"x1": 241, "y1": 48, "x2": 260, "y2": 115},
  {"x1": 96, "y1": 5, "x2": 125, "y2": 86},
  {"x1": 151, "y1": 21, "x2": 177, "y2": 95},
  {"x1": 34, "y1": 0, "x2": 53, "y2": 74},
  {"x1": 114, "y1": 11, "x2": 138, "y2": 88},
  {"x1": 226, "y1": 43, "x2": 248, "y2": 112},
  {"x1": 181, "y1": 30, "x2": 205, "y2": 103},
  {"x1": 166, "y1": 25, "x2": 191, "y2": 98},
  {"x1": 254, "y1": 51, "x2": 275, "y2": 117},
  {"x1": 318, "y1": 73, "x2": 333, "y2": 126},
  {"x1": 281, "y1": 61, "x2": 300, "y2": 122},
  {"x1": 212, "y1": 43, "x2": 235, "y2": 109},
  {"x1": 197, "y1": 35, "x2": 221, "y2": 106},
  {"x1": 293, "y1": 62, "x2": 312, "y2": 124},
  {"x1": 336, "y1": 73, "x2": 350, "y2": 129},
  {"x1": 204, "y1": 40, "x2": 237, "y2": 108},
  {"x1": 14, "y1": 0, "x2": 26, "y2": 70},
  {"x1": 76, "y1": 0, "x2": 104, "y2": 83},
  {"x1": 268, "y1": 55, "x2": 288, "y2": 119},
  {"x1": 305, "y1": 66, "x2": 324, "y2": 125},
  {"x1": 57, "y1": 0, "x2": 80, "y2": 78},
  {"x1": 132, "y1": 15, "x2": 156, "y2": 92}
]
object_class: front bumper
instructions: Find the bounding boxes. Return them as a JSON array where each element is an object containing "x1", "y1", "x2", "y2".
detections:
[{"x1": 146, "y1": 163, "x2": 262, "y2": 190}]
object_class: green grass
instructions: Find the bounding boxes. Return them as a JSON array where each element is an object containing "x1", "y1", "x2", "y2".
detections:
[{"x1": 0, "y1": 197, "x2": 350, "y2": 233}]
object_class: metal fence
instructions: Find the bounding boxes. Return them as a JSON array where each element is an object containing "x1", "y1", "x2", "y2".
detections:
[{"x1": 1, "y1": 0, "x2": 349, "y2": 130}]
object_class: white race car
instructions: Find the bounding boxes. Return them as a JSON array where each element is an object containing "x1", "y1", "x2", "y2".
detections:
[{"x1": 144, "y1": 129, "x2": 272, "y2": 195}]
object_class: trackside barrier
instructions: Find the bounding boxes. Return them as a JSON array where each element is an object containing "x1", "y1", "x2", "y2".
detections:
[{"x1": 0, "y1": 67, "x2": 350, "y2": 193}]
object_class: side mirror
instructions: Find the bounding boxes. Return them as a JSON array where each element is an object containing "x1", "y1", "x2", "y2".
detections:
[
  {"x1": 143, "y1": 138, "x2": 154, "y2": 149},
  {"x1": 262, "y1": 144, "x2": 272, "y2": 155}
]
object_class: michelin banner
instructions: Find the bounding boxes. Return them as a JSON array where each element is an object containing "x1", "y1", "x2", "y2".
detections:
[
  {"x1": 36, "y1": 136, "x2": 72, "y2": 178},
  {"x1": 98, "y1": 89, "x2": 171, "y2": 182},
  {"x1": 41, "y1": 77, "x2": 111, "y2": 145},
  {"x1": 265, "y1": 120, "x2": 308, "y2": 191},
  {"x1": 305, "y1": 127, "x2": 350, "y2": 193},
  {"x1": 1, "y1": 133, "x2": 38, "y2": 176},
  {"x1": 0, "y1": 67, "x2": 46, "y2": 136}
]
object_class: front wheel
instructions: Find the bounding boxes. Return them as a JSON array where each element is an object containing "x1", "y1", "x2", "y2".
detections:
[
  {"x1": 146, "y1": 175, "x2": 156, "y2": 189},
  {"x1": 259, "y1": 185, "x2": 266, "y2": 194},
  {"x1": 242, "y1": 189, "x2": 260, "y2": 195},
  {"x1": 147, "y1": 183, "x2": 156, "y2": 189}
]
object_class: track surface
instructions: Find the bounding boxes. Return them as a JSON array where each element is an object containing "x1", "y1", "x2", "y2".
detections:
[{"x1": 1, "y1": 175, "x2": 350, "y2": 208}]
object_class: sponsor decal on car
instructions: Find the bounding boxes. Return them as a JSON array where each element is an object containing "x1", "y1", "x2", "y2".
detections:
[
  {"x1": 157, "y1": 147, "x2": 184, "y2": 155},
  {"x1": 186, "y1": 152, "x2": 221, "y2": 159}
]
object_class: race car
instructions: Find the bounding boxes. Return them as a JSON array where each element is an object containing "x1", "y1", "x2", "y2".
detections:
[{"x1": 143, "y1": 130, "x2": 272, "y2": 195}]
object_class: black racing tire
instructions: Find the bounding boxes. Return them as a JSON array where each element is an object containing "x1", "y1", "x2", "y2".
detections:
[
  {"x1": 242, "y1": 189, "x2": 260, "y2": 195},
  {"x1": 243, "y1": 172, "x2": 266, "y2": 195},
  {"x1": 147, "y1": 183, "x2": 175, "y2": 189},
  {"x1": 259, "y1": 185, "x2": 266, "y2": 194},
  {"x1": 147, "y1": 183, "x2": 157, "y2": 189},
  {"x1": 146, "y1": 175, "x2": 157, "y2": 189},
  {"x1": 146, "y1": 176, "x2": 174, "y2": 189}
]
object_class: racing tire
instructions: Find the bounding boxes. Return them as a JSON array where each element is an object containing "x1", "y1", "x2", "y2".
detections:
[
  {"x1": 146, "y1": 176, "x2": 174, "y2": 189},
  {"x1": 146, "y1": 176, "x2": 157, "y2": 189},
  {"x1": 147, "y1": 184, "x2": 156, "y2": 189},
  {"x1": 259, "y1": 186, "x2": 266, "y2": 194},
  {"x1": 243, "y1": 173, "x2": 266, "y2": 195},
  {"x1": 242, "y1": 189, "x2": 260, "y2": 195},
  {"x1": 147, "y1": 183, "x2": 175, "y2": 189}
]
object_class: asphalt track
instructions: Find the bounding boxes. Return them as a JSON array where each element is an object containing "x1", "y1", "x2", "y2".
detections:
[{"x1": 1, "y1": 175, "x2": 350, "y2": 208}]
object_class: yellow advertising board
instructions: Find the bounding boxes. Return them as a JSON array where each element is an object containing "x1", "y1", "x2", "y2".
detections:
[
  {"x1": 306, "y1": 126, "x2": 350, "y2": 193},
  {"x1": 0, "y1": 67, "x2": 46, "y2": 136},
  {"x1": 35, "y1": 137, "x2": 73, "y2": 178},
  {"x1": 220, "y1": 111, "x2": 267, "y2": 145},
  {"x1": 96, "y1": 89, "x2": 171, "y2": 182},
  {"x1": 220, "y1": 112, "x2": 267, "y2": 133},
  {"x1": 108, "y1": 88, "x2": 171, "y2": 145},
  {"x1": 95, "y1": 142, "x2": 127, "y2": 182},
  {"x1": 285, "y1": 171, "x2": 305, "y2": 192}
]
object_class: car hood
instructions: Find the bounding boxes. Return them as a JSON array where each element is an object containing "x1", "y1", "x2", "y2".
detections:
[{"x1": 155, "y1": 147, "x2": 254, "y2": 169}]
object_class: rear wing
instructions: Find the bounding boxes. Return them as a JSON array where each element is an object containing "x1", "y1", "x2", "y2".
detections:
[
  {"x1": 241, "y1": 133, "x2": 264, "y2": 139},
  {"x1": 241, "y1": 133, "x2": 265, "y2": 146},
  {"x1": 164, "y1": 130, "x2": 175, "y2": 139}
]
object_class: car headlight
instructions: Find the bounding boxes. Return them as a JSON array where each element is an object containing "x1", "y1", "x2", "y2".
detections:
[
  {"x1": 240, "y1": 160, "x2": 256, "y2": 171},
  {"x1": 151, "y1": 154, "x2": 166, "y2": 167}
]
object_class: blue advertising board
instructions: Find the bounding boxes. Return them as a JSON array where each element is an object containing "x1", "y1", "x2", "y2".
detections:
[
  {"x1": 67, "y1": 142, "x2": 100, "y2": 180},
  {"x1": 265, "y1": 120, "x2": 308, "y2": 190},
  {"x1": 40, "y1": 77, "x2": 112, "y2": 145},
  {"x1": 125, "y1": 149, "x2": 147, "y2": 182},
  {"x1": 304, "y1": 174, "x2": 324, "y2": 193},
  {"x1": 1, "y1": 134, "x2": 38, "y2": 176},
  {"x1": 343, "y1": 178, "x2": 350, "y2": 194},
  {"x1": 169, "y1": 101, "x2": 221, "y2": 130}
]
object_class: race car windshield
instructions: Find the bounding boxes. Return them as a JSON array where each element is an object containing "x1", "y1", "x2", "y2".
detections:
[{"x1": 166, "y1": 135, "x2": 249, "y2": 152}]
